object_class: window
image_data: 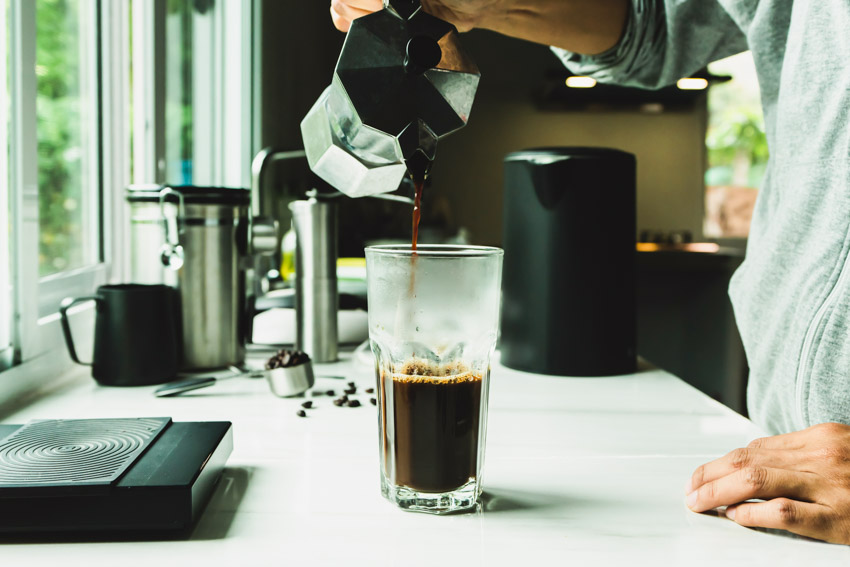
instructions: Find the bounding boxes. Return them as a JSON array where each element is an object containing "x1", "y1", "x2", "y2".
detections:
[
  {"x1": 164, "y1": 0, "x2": 193, "y2": 184},
  {"x1": 3, "y1": 0, "x2": 124, "y2": 373},
  {"x1": 2, "y1": 0, "x2": 257, "y2": 390},
  {"x1": 134, "y1": 0, "x2": 255, "y2": 188},
  {"x1": 704, "y1": 52, "x2": 766, "y2": 239},
  {"x1": 36, "y1": 0, "x2": 100, "y2": 277},
  {"x1": 35, "y1": 0, "x2": 110, "y2": 318}
]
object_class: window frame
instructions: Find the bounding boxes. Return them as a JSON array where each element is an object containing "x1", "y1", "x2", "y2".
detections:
[
  {"x1": 190, "y1": 0, "x2": 254, "y2": 188},
  {"x1": 1, "y1": 0, "x2": 130, "y2": 388},
  {"x1": 36, "y1": 0, "x2": 111, "y2": 319},
  {"x1": 9, "y1": 0, "x2": 40, "y2": 362},
  {"x1": 30, "y1": 0, "x2": 113, "y2": 338},
  {"x1": 1, "y1": 0, "x2": 13, "y2": 371},
  {"x1": 132, "y1": 0, "x2": 256, "y2": 189},
  {"x1": 1, "y1": 0, "x2": 258, "y2": 400}
]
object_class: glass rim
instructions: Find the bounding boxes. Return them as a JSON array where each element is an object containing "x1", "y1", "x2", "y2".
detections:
[{"x1": 365, "y1": 244, "x2": 503, "y2": 258}]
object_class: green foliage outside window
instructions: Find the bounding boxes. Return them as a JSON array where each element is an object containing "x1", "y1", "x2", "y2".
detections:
[
  {"x1": 705, "y1": 54, "x2": 768, "y2": 190},
  {"x1": 36, "y1": 0, "x2": 86, "y2": 276}
]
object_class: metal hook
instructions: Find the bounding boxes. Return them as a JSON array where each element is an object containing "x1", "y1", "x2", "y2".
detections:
[{"x1": 158, "y1": 187, "x2": 186, "y2": 270}]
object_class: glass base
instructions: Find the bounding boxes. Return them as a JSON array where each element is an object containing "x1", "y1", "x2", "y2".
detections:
[{"x1": 381, "y1": 476, "x2": 480, "y2": 515}]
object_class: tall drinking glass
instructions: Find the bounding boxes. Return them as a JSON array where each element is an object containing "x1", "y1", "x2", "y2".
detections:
[{"x1": 365, "y1": 245, "x2": 503, "y2": 514}]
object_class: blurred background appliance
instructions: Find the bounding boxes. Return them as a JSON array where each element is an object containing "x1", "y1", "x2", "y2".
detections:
[{"x1": 500, "y1": 147, "x2": 636, "y2": 377}]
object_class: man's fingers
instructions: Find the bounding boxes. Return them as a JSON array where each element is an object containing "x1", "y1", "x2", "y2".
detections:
[
  {"x1": 746, "y1": 429, "x2": 810, "y2": 451},
  {"x1": 335, "y1": 0, "x2": 382, "y2": 10},
  {"x1": 686, "y1": 466, "x2": 818, "y2": 513},
  {"x1": 331, "y1": 0, "x2": 376, "y2": 25},
  {"x1": 726, "y1": 498, "x2": 832, "y2": 541},
  {"x1": 687, "y1": 448, "x2": 802, "y2": 493},
  {"x1": 330, "y1": 6, "x2": 351, "y2": 32}
]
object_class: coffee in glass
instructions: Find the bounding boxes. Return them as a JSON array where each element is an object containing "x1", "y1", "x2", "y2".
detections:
[{"x1": 366, "y1": 245, "x2": 503, "y2": 514}]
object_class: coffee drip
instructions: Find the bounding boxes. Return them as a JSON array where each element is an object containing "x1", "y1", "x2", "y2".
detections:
[{"x1": 411, "y1": 179, "x2": 425, "y2": 251}]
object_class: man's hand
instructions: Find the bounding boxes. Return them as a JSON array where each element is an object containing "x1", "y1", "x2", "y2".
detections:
[
  {"x1": 329, "y1": 0, "x2": 628, "y2": 55},
  {"x1": 686, "y1": 422, "x2": 850, "y2": 544},
  {"x1": 330, "y1": 0, "x2": 495, "y2": 33}
]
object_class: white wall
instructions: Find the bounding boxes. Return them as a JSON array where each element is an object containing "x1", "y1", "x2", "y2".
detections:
[
  {"x1": 427, "y1": 32, "x2": 709, "y2": 246},
  {"x1": 430, "y1": 94, "x2": 709, "y2": 247}
]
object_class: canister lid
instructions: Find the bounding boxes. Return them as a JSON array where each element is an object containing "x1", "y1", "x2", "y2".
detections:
[{"x1": 126, "y1": 185, "x2": 250, "y2": 205}]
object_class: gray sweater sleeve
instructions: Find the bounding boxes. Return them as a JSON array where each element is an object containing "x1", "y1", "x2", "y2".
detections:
[{"x1": 551, "y1": 0, "x2": 749, "y2": 89}]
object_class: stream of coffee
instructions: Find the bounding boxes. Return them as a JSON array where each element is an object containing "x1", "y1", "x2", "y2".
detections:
[{"x1": 411, "y1": 179, "x2": 424, "y2": 251}]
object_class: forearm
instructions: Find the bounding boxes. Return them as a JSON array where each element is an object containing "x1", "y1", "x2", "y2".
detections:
[{"x1": 475, "y1": 0, "x2": 629, "y2": 55}]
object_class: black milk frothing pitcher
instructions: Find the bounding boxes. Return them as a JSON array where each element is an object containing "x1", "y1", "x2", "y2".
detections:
[{"x1": 60, "y1": 284, "x2": 181, "y2": 386}]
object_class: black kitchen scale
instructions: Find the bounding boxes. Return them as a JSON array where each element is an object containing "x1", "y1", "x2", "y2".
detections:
[{"x1": 0, "y1": 417, "x2": 232, "y2": 535}]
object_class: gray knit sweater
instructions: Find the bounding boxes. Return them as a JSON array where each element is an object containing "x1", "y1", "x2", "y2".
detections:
[{"x1": 553, "y1": 0, "x2": 850, "y2": 434}]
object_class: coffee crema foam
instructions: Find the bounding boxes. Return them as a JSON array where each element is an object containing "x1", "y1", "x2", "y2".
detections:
[{"x1": 389, "y1": 359, "x2": 480, "y2": 384}]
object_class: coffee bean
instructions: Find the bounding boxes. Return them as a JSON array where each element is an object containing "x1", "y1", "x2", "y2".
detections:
[
  {"x1": 325, "y1": 390, "x2": 335, "y2": 396},
  {"x1": 266, "y1": 349, "x2": 311, "y2": 370},
  {"x1": 365, "y1": 388, "x2": 375, "y2": 394},
  {"x1": 332, "y1": 399, "x2": 344, "y2": 407},
  {"x1": 301, "y1": 401, "x2": 313, "y2": 409},
  {"x1": 347, "y1": 381, "x2": 355, "y2": 387},
  {"x1": 296, "y1": 410, "x2": 307, "y2": 417},
  {"x1": 370, "y1": 398, "x2": 377, "y2": 405},
  {"x1": 344, "y1": 387, "x2": 356, "y2": 395},
  {"x1": 347, "y1": 399, "x2": 361, "y2": 408}
]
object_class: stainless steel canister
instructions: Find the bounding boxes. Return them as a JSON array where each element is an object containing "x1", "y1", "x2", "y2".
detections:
[
  {"x1": 126, "y1": 185, "x2": 251, "y2": 370},
  {"x1": 289, "y1": 198, "x2": 338, "y2": 362}
]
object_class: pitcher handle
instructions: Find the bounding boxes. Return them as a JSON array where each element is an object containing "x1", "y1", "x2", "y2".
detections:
[{"x1": 59, "y1": 296, "x2": 100, "y2": 366}]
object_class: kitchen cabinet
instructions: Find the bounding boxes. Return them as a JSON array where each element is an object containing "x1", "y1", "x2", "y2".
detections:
[{"x1": 637, "y1": 245, "x2": 748, "y2": 414}]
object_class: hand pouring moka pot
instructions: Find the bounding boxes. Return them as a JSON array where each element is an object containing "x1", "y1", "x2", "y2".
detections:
[{"x1": 301, "y1": 0, "x2": 480, "y2": 197}]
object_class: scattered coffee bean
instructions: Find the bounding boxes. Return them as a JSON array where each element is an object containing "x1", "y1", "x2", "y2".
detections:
[
  {"x1": 301, "y1": 401, "x2": 313, "y2": 409},
  {"x1": 370, "y1": 397, "x2": 377, "y2": 405},
  {"x1": 333, "y1": 398, "x2": 344, "y2": 407},
  {"x1": 325, "y1": 390, "x2": 335, "y2": 396},
  {"x1": 347, "y1": 399, "x2": 361, "y2": 408},
  {"x1": 296, "y1": 409, "x2": 307, "y2": 417},
  {"x1": 347, "y1": 381, "x2": 356, "y2": 388},
  {"x1": 365, "y1": 388, "x2": 375, "y2": 394},
  {"x1": 344, "y1": 387, "x2": 356, "y2": 395}
]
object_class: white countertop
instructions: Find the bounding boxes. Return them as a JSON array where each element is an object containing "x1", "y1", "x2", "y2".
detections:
[{"x1": 1, "y1": 353, "x2": 848, "y2": 565}]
